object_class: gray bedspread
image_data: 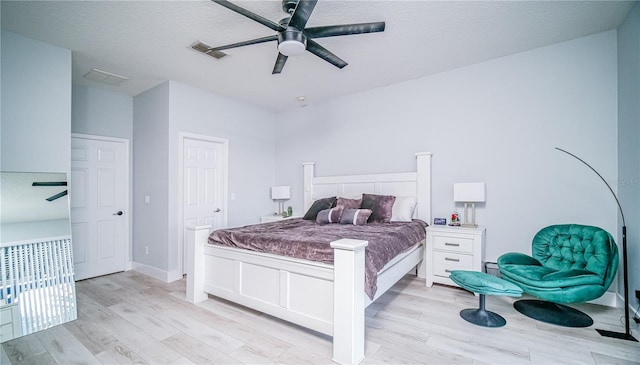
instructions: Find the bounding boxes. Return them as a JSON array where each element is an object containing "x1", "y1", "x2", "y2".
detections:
[{"x1": 208, "y1": 218, "x2": 427, "y2": 299}]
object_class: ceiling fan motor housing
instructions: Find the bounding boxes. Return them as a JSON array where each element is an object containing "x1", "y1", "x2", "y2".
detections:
[{"x1": 278, "y1": 29, "x2": 307, "y2": 56}]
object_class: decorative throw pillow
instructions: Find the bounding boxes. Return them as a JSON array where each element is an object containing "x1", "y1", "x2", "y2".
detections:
[
  {"x1": 335, "y1": 197, "x2": 362, "y2": 209},
  {"x1": 360, "y1": 193, "x2": 396, "y2": 223},
  {"x1": 302, "y1": 197, "x2": 337, "y2": 220},
  {"x1": 316, "y1": 206, "x2": 344, "y2": 224},
  {"x1": 339, "y1": 209, "x2": 372, "y2": 226},
  {"x1": 390, "y1": 196, "x2": 417, "y2": 222}
]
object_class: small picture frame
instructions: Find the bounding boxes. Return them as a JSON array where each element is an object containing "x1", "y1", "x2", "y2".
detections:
[{"x1": 433, "y1": 217, "x2": 447, "y2": 225}]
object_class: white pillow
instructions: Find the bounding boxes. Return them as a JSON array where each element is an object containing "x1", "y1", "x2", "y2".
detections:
[{"x1": 390, "y1": 196, "x2": 417, "y2": 222}]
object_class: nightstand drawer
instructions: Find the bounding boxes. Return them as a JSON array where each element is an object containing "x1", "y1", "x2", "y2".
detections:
[
  {"x1": 433, "y1": 251, "x2": 473, "y2": 277},
  {"x1": 0, "y1": 306, "x2": 14, "y2": 323},
  {"x1": 432, "y1": 234, "x2": 474, "y2": 253}
]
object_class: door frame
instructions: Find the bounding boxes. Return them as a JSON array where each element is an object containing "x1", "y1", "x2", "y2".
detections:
[
  {"x1": 178, "y1": 132, "x2": 229, "y2": 275},
  {"x1": 70, "y1": 133, "x2": 132, "y2": 273}
]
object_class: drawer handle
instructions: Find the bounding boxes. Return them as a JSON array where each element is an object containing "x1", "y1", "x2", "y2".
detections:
[
  {"x1": 445, "y1": 257, "x2": 460, "y2": 262},
  {"x1": 444, "y1": 242, "x2": 460, "y2": 247},
  {"x1": 445, "y1": 269, "x2": 453, "y2": 273}
]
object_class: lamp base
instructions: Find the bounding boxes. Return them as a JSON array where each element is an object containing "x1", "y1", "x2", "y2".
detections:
[{"x1": 595, "y1": 329, "x2": 638, "y2": 342}]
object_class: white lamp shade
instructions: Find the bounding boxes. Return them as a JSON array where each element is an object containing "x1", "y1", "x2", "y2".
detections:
[
  {"x1": 453, "y1": 182, "x2": 486, "y2": 202},
  {"x1": 271, "y1": 186, "x2": 290, "y2": 200}
]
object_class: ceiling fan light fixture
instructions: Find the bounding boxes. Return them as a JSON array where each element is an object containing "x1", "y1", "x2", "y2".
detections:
[{"x1": 278, "y1": 30, "x2": 307, "y2": 57}]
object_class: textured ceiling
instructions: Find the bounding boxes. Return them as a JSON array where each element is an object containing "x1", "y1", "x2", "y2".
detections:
[{"x1": 1, "y1": 1, "x2": 634, "y2": 111}]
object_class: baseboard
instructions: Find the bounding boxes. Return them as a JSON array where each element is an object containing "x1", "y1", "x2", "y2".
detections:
[
  {"x1": 616, "y1": 291, "x2": 640, "y2": 319},
  {"x1": 588, "y1": 291, "x2": 617, "y2": 307},
  {"x1": 131, "y1": 262, "x2": 182, "y2": 283}
]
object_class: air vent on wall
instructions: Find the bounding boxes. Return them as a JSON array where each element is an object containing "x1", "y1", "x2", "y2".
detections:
[
  {"x1": 191, "y1": 41, "x2": 227, "y2": 59},
  {"x1": 83, "y1": 68, "x2": 129, "y2": 85}
]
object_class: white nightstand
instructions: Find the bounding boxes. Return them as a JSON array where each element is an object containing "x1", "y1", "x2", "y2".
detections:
[
  {"x1": 260, "y1": 215, "x2": 300, "y2": 223},
  {"x1": 1, "y1": 302, "x2": 21, "y2": 342},
  {"x1": 425, "y1": 225, "x2": 486, "y2": 287}
]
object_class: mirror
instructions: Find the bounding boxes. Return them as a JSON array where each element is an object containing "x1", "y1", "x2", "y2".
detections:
[{"x1": 0, "y1": 171, "x2": 77, "y2": 343}]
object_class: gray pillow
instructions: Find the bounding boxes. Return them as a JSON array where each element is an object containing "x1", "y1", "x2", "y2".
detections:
[
  {"x1": 360, "y1": 193, "x2": 396, "y2": 223},
  {"x1": 335, "y1": 197, "x2": 362, "y2": 209},
  {"x1": 316, "y1": 206, "x2": 344, "y2": 224},
  {"x1": 303, "y1": 197, "x2": 337, "y2": 220},
  {"x1": 339, "y1": 209, "x2": 372, "y2": 226}
]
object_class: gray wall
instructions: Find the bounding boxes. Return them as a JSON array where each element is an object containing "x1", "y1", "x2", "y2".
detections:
[
  {"x1": 1, "y1": 30, "x2": 71, "y2": 174},
  {"x1": 275, "y1": 31, "x2": 619, "y2": 265},
  {"x1": 618, "y1": 2, "x2": 640, "y2": 309},
  {"x1": 72, "y1": 84, "x2": 133, "y2": 140},
  {"x1": 132, "y1": 81, "x2": 276, "y2": 280},
  {"x1": 132, "y1": 83, "x2": 171, "y2": 275}
]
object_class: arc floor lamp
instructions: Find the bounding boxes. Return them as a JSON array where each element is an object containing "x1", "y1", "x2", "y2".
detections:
[{"x1": 556, "y1": 147, "x2": 637, "y2": 342}]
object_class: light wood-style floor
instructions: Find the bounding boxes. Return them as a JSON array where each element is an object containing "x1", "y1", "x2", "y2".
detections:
[{"x1": 2, "y1": 271, "x2": 639, "y2": 364}]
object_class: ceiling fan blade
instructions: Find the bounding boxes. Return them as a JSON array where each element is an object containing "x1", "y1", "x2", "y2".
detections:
[
  {"x1": 272, "y1": 53, "x2": 289, "y2": 74},
  {"x1": 212, "y1": 0, "x2": 284, "y2": 32},
  {"x1": 32, "y1": 181, "x2": 67, "y2": 186},
  {"x1": 306, "y1": 40, "x2": 347, "y2": 69},
  {"x1": 288, "y1": 0, "x2": 318, "y2": 30},
  {"x1": 210, "y1": 35, "x2": 278, "y2": 52},
  {"x1": 305, "y1": 22, "x2": 386, "y2": 39},
  {"x1": 46, "y1": 190, "x2": 68, "y2": 202}
]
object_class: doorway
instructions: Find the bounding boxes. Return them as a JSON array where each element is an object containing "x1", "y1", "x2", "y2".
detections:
[
  {"x1": 70, "y1": 134, "x2": 130, "y2": 280},
  {"x1": 179, "y1": 133, "x2": 228, "y2": 275}
]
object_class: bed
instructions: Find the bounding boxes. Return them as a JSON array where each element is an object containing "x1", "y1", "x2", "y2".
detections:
[{"x1": 186, "y1": 152, "x2": 432, "y2": 364}]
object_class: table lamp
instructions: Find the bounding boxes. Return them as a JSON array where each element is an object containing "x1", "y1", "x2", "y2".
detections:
[
  {"x1": 271, "y1": 185, "x2": 290, "y2": 215},
  {"x1": 453, "y1": 182, "x2": 486, "y2": 227}
]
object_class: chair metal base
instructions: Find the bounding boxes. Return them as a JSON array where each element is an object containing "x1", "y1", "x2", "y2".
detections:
[
  {"x1": 460, "y1": 308, "x2": 506, "y2": 327},
  {"x1": 459, "y1": 294, "x2": 507, "y2": 328},
  {"x1": 514, "y1": 299, "x2": 593, "y2": 327}
]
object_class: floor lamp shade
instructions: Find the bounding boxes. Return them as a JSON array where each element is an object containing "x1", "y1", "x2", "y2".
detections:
[{"x1": 454, "y1": 182, "x2": 486, "y2": 227}]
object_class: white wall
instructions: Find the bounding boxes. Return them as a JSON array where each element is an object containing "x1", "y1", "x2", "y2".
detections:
[
  {"x1": 617, "y1": 3, "x2": 640, "y2": 309},
  {"x1": 275, "y1": 31, "x2": 619, "y2": 263},
  {"x1": 133, "y1": 81, "x2": 277, "y2": 280},
  {"x1": 72, "y1": 84, "x2": 133, "y2": 140},
  {"x1": 1, "y1": 30, "x2": 71, "y2": 174}
]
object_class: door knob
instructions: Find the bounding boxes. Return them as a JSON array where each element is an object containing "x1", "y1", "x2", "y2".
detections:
[
  {"x1": 213, "y1": 208, "x2": 221, "y2": 213},
  {"x1": 113, "y1": 211, "x2": 124, "y2": 216}
]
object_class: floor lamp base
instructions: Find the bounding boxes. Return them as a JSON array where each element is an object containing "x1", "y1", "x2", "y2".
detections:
[{"x1": 595, "y1": 329, "x2": 638, "y2": 342}]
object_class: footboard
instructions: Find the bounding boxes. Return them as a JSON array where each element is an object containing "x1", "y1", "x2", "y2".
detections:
[{"x1": 186, "y1": 225, "x2": 368, "y2": 365}]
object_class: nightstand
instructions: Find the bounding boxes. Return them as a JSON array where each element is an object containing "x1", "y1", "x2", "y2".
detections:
[
  {"x1": 1, "y1": 302, "x2": 21, "y2": 342},
  {"x1": 425, "y1": 225, "x2": 486, "y2": 287},
  {"x1": 260, "y1": 215, "x2": 299, "y2": 223}
]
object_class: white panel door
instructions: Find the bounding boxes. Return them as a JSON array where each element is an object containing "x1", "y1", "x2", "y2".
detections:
[
  {"x1": 182, "y1": 137, "x2": 225, "y2": 273},
  {"x1": 70, "y1": 136, "x2": 128, "y2": 280}
]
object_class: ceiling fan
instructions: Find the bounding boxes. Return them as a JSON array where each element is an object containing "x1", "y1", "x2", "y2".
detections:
[
  {"x1": 207, "y1": 0, "x2": 385, "y2": 74},
  {"x1": 32, "y1": 181, "x2": 68, "y2": 202}
]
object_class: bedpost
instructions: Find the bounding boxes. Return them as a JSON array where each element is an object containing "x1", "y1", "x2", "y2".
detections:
[
  {"x1": 415, "y1": 152, "x2": 432, "y2": 279},
  {"x1": 330, "y1": 238, "x2": 368, "y2": 365},
  {"x1": 303, "y1": 162, "x2": 315, "y2": 213},
  {"x1": 415, "y1": 152, "x2": 432, "y2": 225},
  {"x1": 186, "y1": 225, "x2": 210, "y2": 303}
]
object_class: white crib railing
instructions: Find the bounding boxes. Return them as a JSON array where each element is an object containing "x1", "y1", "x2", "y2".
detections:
[{"x1": 1, "y1": 236, "x2": 77, "y2": 335}]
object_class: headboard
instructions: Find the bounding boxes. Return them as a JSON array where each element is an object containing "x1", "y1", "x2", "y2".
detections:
[{"x1": 302, "y1": 152, "x2": 432, "y2": 224}]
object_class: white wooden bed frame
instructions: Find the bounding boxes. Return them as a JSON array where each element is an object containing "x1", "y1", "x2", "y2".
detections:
[{"x1": 186, "y1": 152, "x2": 432, "y2": 364}]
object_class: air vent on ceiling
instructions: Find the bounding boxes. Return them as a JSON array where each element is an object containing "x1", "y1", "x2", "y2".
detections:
[
  {"x1": 83, "y1": 68, "x2": 129, "y2": 85},
  {"x1": 191, "y1": 41, "x2": 227, "y2": 59}
]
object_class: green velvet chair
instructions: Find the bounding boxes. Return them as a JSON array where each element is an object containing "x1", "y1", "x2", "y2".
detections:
[{"x1": 498, "y1": 224, "x2": 618, "y2": 327}]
